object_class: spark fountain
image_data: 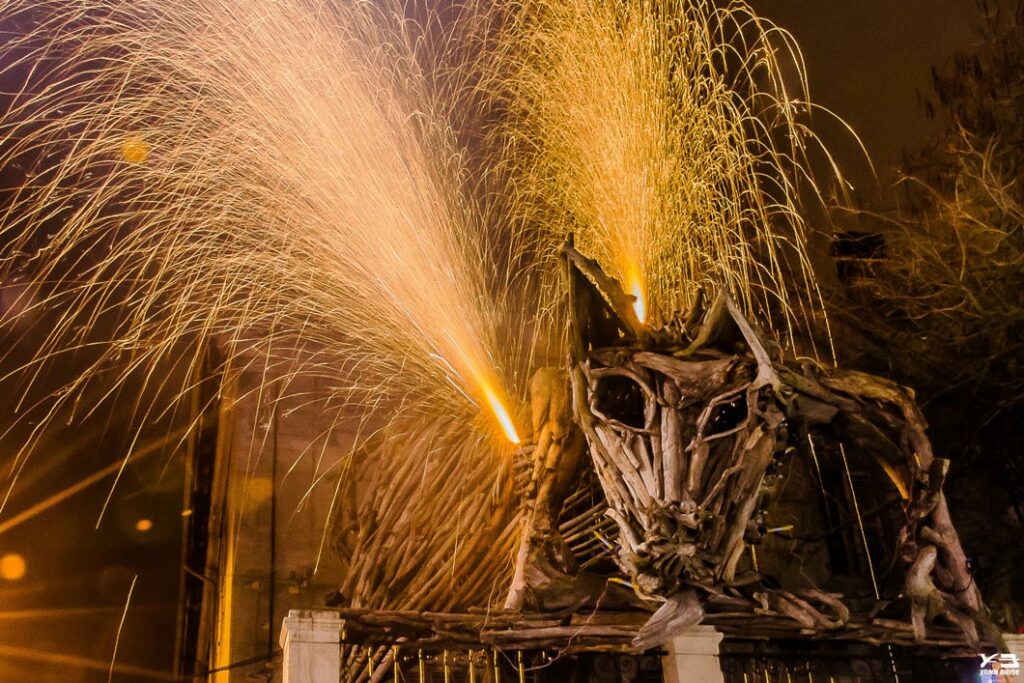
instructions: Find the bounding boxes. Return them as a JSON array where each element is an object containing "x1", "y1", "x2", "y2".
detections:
[
  {"x1": 0, "y1": 0, "x2": 523, "y2": 466},
  {"x1": 492, "y1": 0, "x2": 846, "y2": 341}
]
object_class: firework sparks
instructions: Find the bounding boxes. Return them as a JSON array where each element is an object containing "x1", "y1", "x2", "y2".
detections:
[
  {"x1": 0, "y1": 0, "x2": 851, "y2": 469},
  {"x1": 494, "y1": 0, "x2": 848, "y2": 340},
  {"x1": 107, "y1": 574, "x2": 137, "y2": 683},
  {"x1": 0, "y1": 0, "x2": 857, "y2": 641},
  {"x1": 0, "y1": 0, "x2": 525, "y2": 472}
]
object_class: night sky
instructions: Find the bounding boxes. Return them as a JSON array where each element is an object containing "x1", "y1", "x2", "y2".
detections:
[
  {"x1": 752, "y1": 0, "x2": 979, "y2": 198},
  {"x1": 0, "y1": 2, "x2": 994, "y2": 681}
]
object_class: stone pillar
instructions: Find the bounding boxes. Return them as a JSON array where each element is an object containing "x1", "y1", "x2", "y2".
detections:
[
  {"x1": 280, "y1": 610, "x2": 342, "y2": 683},
  {"x1": 661, "y1": 626, "x2": 725, "y2": 683}
]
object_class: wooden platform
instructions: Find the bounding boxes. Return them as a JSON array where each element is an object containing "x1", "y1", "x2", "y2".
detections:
[{"x1": 329, "y1": 606, "x2": 988, "y2": 656}]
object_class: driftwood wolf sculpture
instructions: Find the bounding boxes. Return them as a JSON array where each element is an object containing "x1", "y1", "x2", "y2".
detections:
[{"x1": 503, "y1": 241, "x2": 989, "y2": 651}]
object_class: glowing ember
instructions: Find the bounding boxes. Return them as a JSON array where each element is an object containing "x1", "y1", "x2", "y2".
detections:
[
  {"x1": 135, "y1": 518, "x2": 153, "y2": 532},
  {"x1": 628, "y1": 273, "x2": 646, "y2": 323},
  {"x1": 482, "y1": 384, "x2": 520, "y2": 444}
]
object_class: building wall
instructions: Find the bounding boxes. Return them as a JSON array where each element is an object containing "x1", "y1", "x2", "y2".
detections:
[{"x1": 207, "y1": 367, "x2": 351, "y2": 681}]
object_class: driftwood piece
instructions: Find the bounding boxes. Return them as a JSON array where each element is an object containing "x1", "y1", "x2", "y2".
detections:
[
  {"x1": 562, "y1": 241, "x2": 645, "y2": 341},
  {"x1": 505, "y1": 368, "x2": 591, "y2": 610},
  {"x1": 631, "y1": 589, "x2": 703, "y2": 650},
  {"x1": 505, "y1": 368, "x2": 643, "y2": 613}
]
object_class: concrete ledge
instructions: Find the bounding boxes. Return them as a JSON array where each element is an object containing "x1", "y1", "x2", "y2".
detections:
[
  {"x1": 661, "y1": 625, "x2": 724, "y2": 683},
  {"x1": 280, "y1": 610, "x2": 342, "y2": 683}
]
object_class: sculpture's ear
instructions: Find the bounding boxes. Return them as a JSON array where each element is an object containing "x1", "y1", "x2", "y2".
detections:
[
  {"x1": 682, "y1": 293, "x2": 782, "y2": 390},
  {"x1": 683, "y1": 293, "x2": 741, "y2": 352},
  {"x1": 562, "y1": 238, "x2": 643, "y2": 354}
]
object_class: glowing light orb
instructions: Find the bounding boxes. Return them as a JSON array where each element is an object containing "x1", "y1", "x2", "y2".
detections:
[
  {"x1": 482, "y1": 385, "x2": 520, "y2": 444},
  {"x1": 244, "y1": 477, "x2": 274, "y2": 506},
  {"x1": 121, "y1": 137, "x2": 150, "y2": 164},
  {"x1": 0, "y1": 553, "x2": 26, "y2": 581},
  {"x1": 135, "y1": 518, "x2": 153, "y2": 532}
]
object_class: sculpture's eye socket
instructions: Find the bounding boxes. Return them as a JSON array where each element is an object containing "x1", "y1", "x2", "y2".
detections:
[
  {"x1": 594, "y1": 374, "x2": 647, "y2": 429},
  {"x1": 706, "y1": 395, "x2": 747, "y2": 435}
]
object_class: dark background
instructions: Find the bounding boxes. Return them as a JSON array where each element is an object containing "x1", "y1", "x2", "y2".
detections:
[{"x1": 752, "y1": 0, "x2": 979, "y2": 200}]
